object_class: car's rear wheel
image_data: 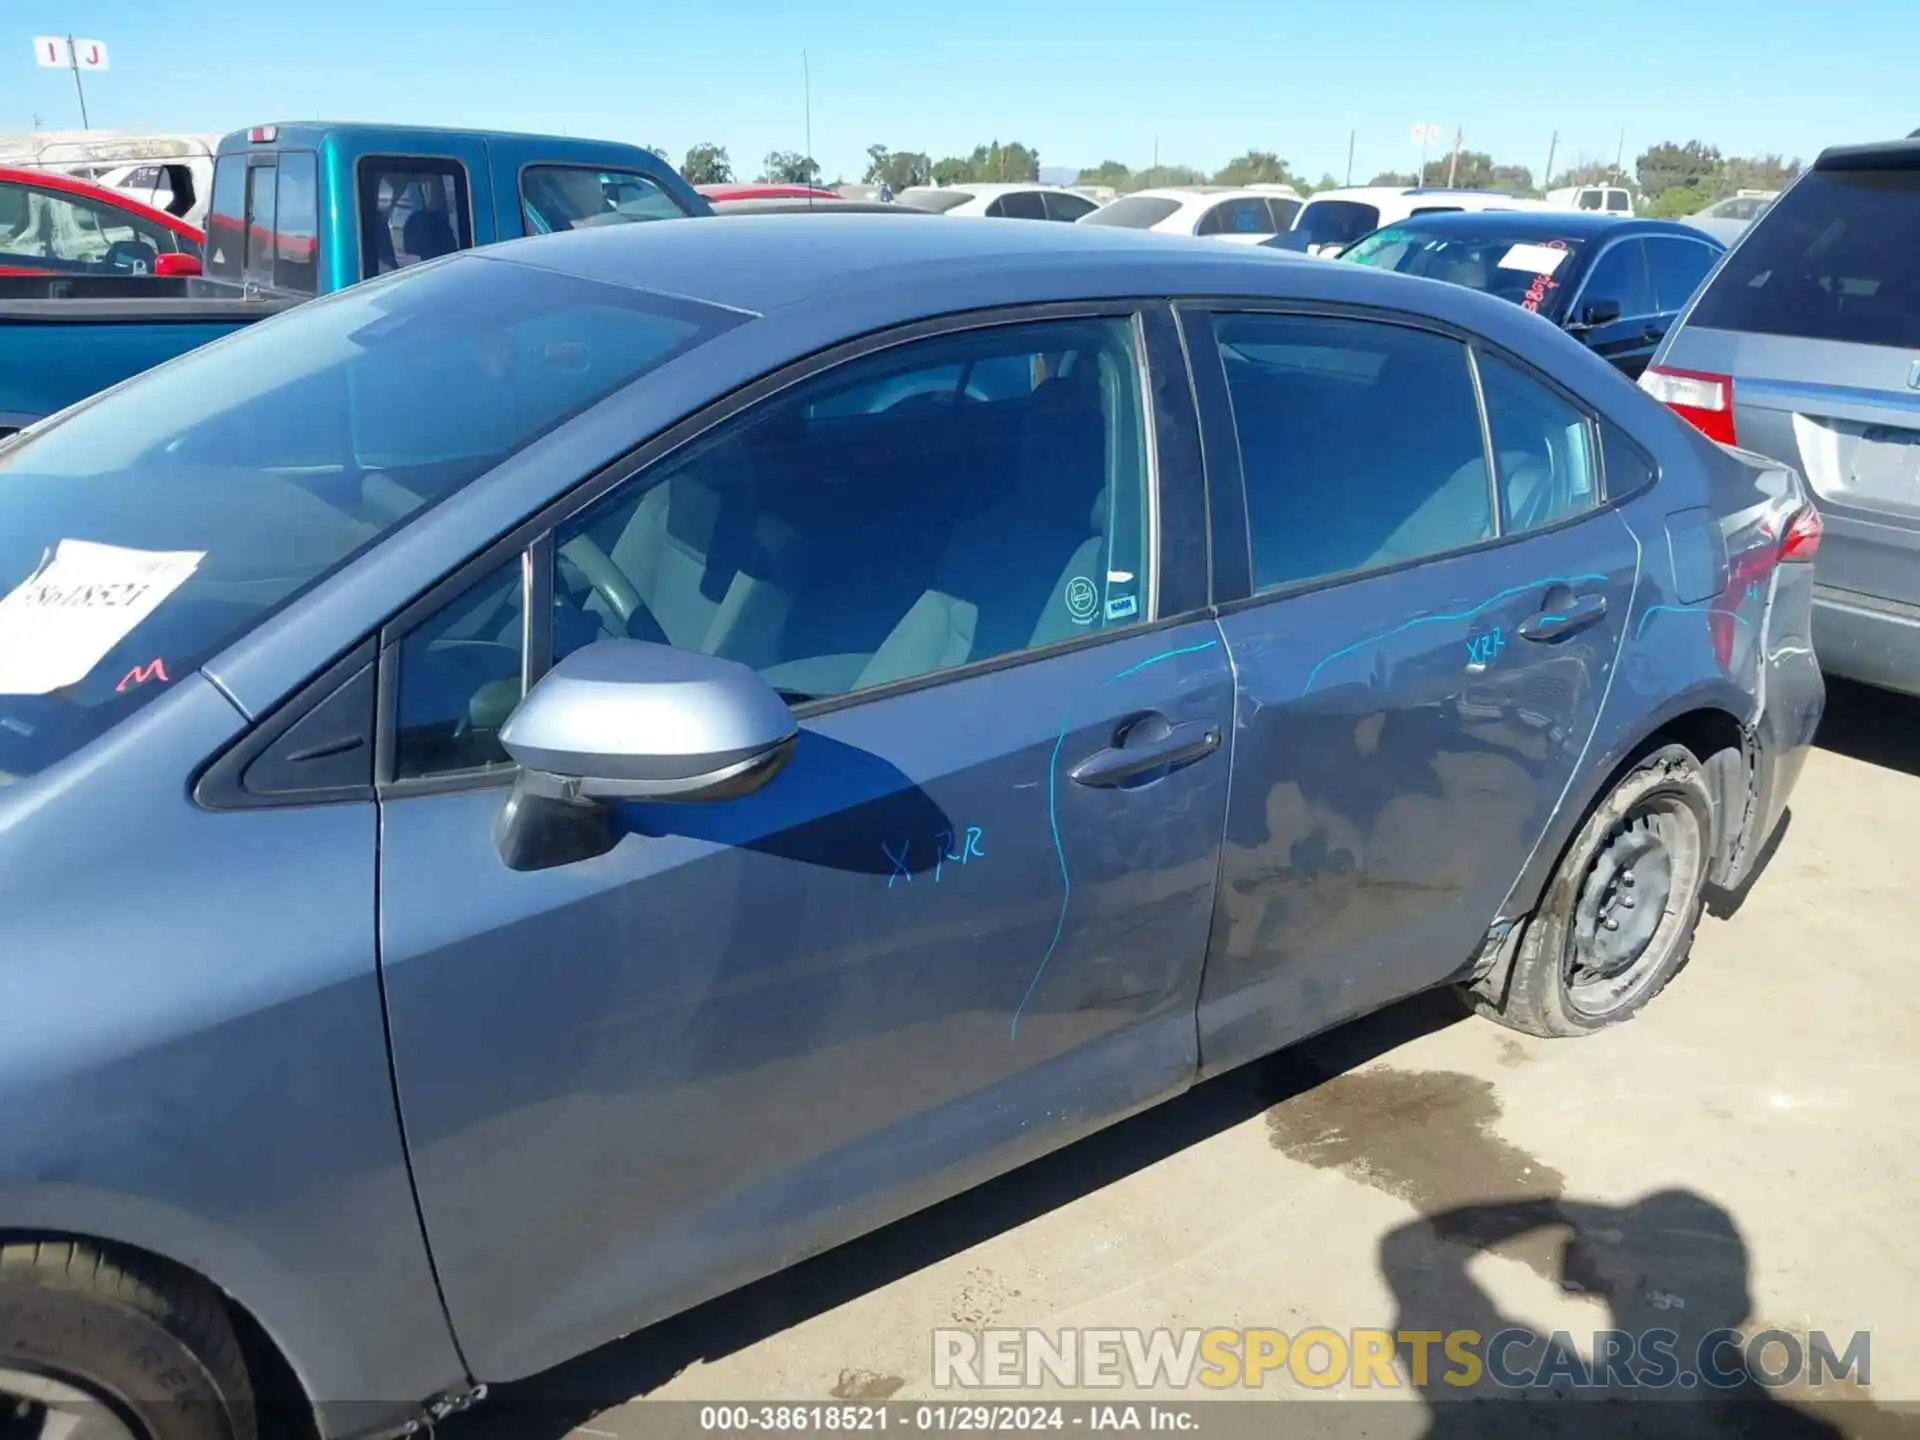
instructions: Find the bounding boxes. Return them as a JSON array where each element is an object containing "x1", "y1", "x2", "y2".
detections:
[
  {"x1": 1466, "y1": 742, "x2": 1714, "y2": 1037},
  {"x1": 0, "y1": 1241, "x2": 256, "y2": 1440}
]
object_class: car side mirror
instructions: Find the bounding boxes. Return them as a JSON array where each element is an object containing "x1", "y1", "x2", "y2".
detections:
[
  {"x1": 153, "y1": 252, "x2": 203, "y2": 278},
  {"x1": 1574, "y1": 297, "x2": 1621, "y2": 330},
  {"x1": 493, "y1": 640, "x2": 798, "y2": 871}
]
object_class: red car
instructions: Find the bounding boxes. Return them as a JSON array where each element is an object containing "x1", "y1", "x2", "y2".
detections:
[
  {"x1": 0, "y1": 166, "x2": 205, "y2": 278},
  {"x1": 695, "y1": 182, "x2": 842, "y2": 203}
]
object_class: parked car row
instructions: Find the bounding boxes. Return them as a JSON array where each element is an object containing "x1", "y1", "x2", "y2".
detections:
[{"x1": 0, "y1": 208, "x2": 1823, "y2": 1440}]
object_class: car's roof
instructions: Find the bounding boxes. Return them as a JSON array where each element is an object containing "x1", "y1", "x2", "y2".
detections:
[
  {"x1": 1375, "y1": 209, "x2": 1720, "y2": 243},
  {"x1": 708, "y1": 197, "x2": 928, "y2": 215},
  {"x1": 698, "y1": 184, "x2": 840, "y2": 201},
  {"x1": 1129, "y1": 186, "x2": 1283, "y2": 207},
  {"x1": 1814, "y1": 138, "x2": 1920, "y2": 170},
  {"x1": 900, "y1": 182, "x2": 1054, "y2": 198}
]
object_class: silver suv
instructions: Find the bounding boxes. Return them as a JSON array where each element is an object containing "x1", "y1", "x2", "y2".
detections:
[{"x1": 1645, "y1": 138, "x2": 1920, "y2": 697}]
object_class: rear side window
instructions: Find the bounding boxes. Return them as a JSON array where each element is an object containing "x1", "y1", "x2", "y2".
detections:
[
  {"x1": 1475, "y1": 351, "x2": 1597, "y2": 532},
  {"x1": 205, "y1": 154, "x2": 246, "y2": 280},
  {"x1": 1078, "y1": 195, "x2": 1182, "y2": 228},
  {"x1": 1198, "y1": 199, "x2": 1271, "y2": 236},
  {"x1": 1579, "y1": 240, "x2": 1654, "y2": 320},
  {"x1": 1044, "y1": 191, "x2": 1097, "y2": 222},
  {"x1": 243, "y1": 164, "x2": 277, "y2": 284},
  {"x1": 1645, "y1": 237, "x2": 1718, "y2": 313},
  {"x1": 1213, "y1": 314, "x2": 1492, "y2": 590},
  {"x1": 1295, "y1": 200, "x2": 1380, "y2": 248},
  {"x1": 1265, "y1": 197, "x2": 1301, "y2": 230},
  {"x1": 359, "y1": 158, "x2": 473, "y2": 278},
  {"x1": 1687, "y1": 164, "x2": 1920, "y2": 347},
  {"x1": 520, "y1": 165, "x2": 689, "y2": 234},
  {"x1": 275, "y1": 152, "x2": 319, "y2": 294},
  {"x1": 987, "y1": 190, "x2": 1047, "y2": 220}
]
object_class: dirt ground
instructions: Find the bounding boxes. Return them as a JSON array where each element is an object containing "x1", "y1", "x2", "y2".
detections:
[{"x1": 454, "y1": 679, "x2": 1920, "y2": 1440}]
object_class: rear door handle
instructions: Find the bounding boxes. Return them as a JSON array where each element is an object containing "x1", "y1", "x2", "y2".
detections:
[
  {"x1": 1516, "y1": 593, "x2": 1608, "y2": 643},
  {"x1": 1070, "y1": 716, "x2": 1221, "y2": 789}
]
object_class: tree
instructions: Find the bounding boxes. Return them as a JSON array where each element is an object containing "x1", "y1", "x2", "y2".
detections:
[
  {"x1": 1132, "y1": 163, "x2": 1206, "y2": 190},
  {"x1": 1076, "y1": 159, "x2": 1134, "y2": 189},
  {"x1": 1724, "y1": 153, "x2": 1801, "y2": 194},
  {"x1": 1551, "y1": 160, "x2": 1622, "y2": 189},
  {"x1": 1307, "y1": 173, "x2": 1341, "y2": 194},
  {"x1": 863, "y1": 144, "x2": 932, "y2": 190},
  {"x1": 1643, "y1": 182, "x2": 1718, "y2": 219},
  {"x1": 1635, "y1": 140, "x2": 1722, "y2": 201},
  {"x1": 1371, "y1": 170, "x2": 1417, "y2": 187},
  {"x1": 680, "y1": 143, "x2": 732, "y2": 186},
  {"x1": 1488, "y1": 163, "x2": 1536, "y2": 196},
  {"x1": 1211, "y1": 150, "x2": 1295, "y2": 187},
  {"x1": 759, "y1": 150, "x2": 822, "y2": 186}
]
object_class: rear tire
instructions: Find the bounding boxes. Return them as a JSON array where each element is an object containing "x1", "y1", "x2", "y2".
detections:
[
  {"x1": 1465, "y1": 742, "x2": 1714, "y2": 1038},
  {"x1": 0, "y1": 1241, "x2": 256, "y2": 1440}
]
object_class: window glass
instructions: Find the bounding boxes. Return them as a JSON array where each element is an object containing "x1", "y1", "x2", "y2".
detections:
[
  {"x1": 394, "y1": 559, "x2": 526, "y2": 778},
  {"x1": 1198, "y1": 199, "x2": 1271, "y2": 236},
  {"x1": 205, "y1": 154, "x2": 246, "y2": 280},
  {"x1": 359, "y1": 160, "x2": 472, "y2": 278},
  {"x1": 1601, "y1": 420, "x2": 1656, "y2": 498},
  {"x1": 1293, "y1": 200, "x2": 1380, "y2": 248},
  {"x1": 1213, "y1": 314, "x2": 1491, "y2": 590},
  {"x1": 0, "y1": 261, "x2": 733, "y2": 786},
  {"x1": 0, "y1": 182, "x2": 180, "y2": 275},
  {"x1": 1579, "y1": 240, "x2": 1654, "y2": 319},
  {"x1": 244, "y1": 164, "x2": 276, "y2": 282},
  {"x1": 1265, "y1": 197, "x2": 1302, "y2": 230},
  {"x1": 1043, "y1": 191, "x2": 1098, "y2": 222},
  {"x1": 1344, "y1": 227, "x2": 1587, "y2": 317},
  {"x1": 1686, "y1": 165, "x2": 1920, "y2": 347},
  {"x1": 520, "y1": 165, "x2": 688, "y2": 235},
  {"x1": 274, "y1": 152, "x2": 320, "y2": 293},
  {"x1": 987, "y1": 190, "x2": 1048, "y2": 220},
  {"x1": 1644, "y1": 238, "x2": 1717, "y2": 312},
  {"x1": 549, "y1": 317, "x2": 1152, "y2": 704},
  {"x1": 1078, "y1": 195, "x2": 1181, "y2": 228},
  {"x1": 1475, "y1": 351, "x2": 1597, "y2": 532}
]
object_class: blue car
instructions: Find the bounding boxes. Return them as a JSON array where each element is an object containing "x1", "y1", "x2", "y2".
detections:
[{"x1": 0, "y1": 216, "x2": 1822, "y2": 1440}]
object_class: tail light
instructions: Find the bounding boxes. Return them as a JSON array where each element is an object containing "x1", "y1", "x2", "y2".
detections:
[
  {"x1": 1641, "y1": 364, "x2": 1736, "y2": 446},
  {"x1": 1778, "y1": 505, "x2": 1822, "y2": 562}
]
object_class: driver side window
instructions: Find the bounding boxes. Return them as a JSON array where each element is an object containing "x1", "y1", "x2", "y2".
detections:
[{"x1": 548, "y1": 315, "x2": 1154, "y2": 705}]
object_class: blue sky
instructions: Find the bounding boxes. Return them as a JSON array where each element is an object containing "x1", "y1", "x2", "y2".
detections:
[{"x1": 8, "y1": 0, "x2": 1914, "y2": 185}]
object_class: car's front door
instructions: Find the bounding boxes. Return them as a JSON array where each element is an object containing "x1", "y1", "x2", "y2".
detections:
[
  {"x1": 1182, "y1": 308, "x2": 1637, "y2": 1074},
  {"x1": 376, "y1": 306, "x2": 1233, "y2": 1383},
  {"x1": 1569, "y1": 237, "x2": 1662, "y2": 376}
]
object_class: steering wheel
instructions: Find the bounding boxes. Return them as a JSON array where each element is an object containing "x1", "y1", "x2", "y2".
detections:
[{"x1": 556, "y1": 533, "x2": 671, "y2": 646}]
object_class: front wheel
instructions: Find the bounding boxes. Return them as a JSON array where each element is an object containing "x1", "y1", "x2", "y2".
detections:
[
  {"x1": 0, "y1": 1241, "x2": 256, "y2": 1440},
  {"x1": 1465, "y1": 742, "x2": 1715, "y2": 1037}
]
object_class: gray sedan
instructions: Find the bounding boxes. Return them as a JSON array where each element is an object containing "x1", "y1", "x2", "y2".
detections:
[{"x1": 0, "y1": 215, "x2": 1821, "y2": 1440}]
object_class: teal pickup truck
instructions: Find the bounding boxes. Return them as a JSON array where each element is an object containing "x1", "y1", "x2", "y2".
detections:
[{"x1": 0, "y1": 122, "x2": 709, "y2": 434}]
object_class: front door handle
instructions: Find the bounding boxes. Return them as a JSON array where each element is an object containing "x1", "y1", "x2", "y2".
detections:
[
  {"x1": 1516, "y1": 593, "x2": 1608, "y2": 643},
  {"x1": 1070, "y1": 715, "x2": 1221, "y2": 789},
  {"x1": 1642, "y1": 325, "x2": 1668, "y2": 344}
]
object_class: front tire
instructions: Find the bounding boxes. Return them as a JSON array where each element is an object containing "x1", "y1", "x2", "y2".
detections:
[
  {"x1": 0, "y1": 1241, "x2": 256, "y2": 1440},
  {"x1": 1466, "y1": 742, "x2": 1715, "y2": 1038}
]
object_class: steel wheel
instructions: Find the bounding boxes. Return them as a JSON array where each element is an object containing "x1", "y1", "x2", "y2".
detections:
[
  {"x1": 1564, "y1": 794, "x2": 1703, "y2": 1019},
  {"x1": 1, "y1": 1368, "x2": 143, "y2": 1440}
]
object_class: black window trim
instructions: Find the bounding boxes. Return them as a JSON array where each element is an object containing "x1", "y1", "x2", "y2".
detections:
[
  {"x1": 1177, "y1": 296, "x2": 1633, "y2": 617},
  {"x1": 241, "y1": 157, "x2": 279, "y2": 288},
  {"x1": 353, "y1": 153, "x2": 477, "y2": 282},
  {"x1": 371, "y1": 298, "x2": 1214, "y2": 799}
]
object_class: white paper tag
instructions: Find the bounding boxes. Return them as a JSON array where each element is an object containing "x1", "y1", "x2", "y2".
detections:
[
  {"x1": 1496, "y1": 243, "x2": 1570, "y2": 276},
  {"x1": 0, "y1": 539, "x2": 204, "y2": 696}
]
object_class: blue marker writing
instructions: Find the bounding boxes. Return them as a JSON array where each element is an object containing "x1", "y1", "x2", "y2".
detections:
[{"x1": 882, "y1": 838, "x2": 912, "y2": 888}]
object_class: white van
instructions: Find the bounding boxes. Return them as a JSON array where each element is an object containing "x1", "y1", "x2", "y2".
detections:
[
  {"x1": 1275, "y1": 186, "x2": 1550, "y2": 257},
  {"x1": 1545, "y1": 184, "x2": 1635, "y2": 215}
]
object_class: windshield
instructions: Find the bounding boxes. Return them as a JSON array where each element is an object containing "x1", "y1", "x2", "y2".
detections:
[
  {"x1": 1687, "y1": 164, "x2": 1920, "y2": 347},
  {"x1": 898, "y1": 188, "x2": 973, "y2": 214},
  {"x1": 1343, "y1": 227, "x2": 1588, "y2": 316},
  {"x1": 1290, "y1": 200, "x2": 1382, "y2": 251},
  {"x1": 1078, "y1": 196, "x2": 1182, "y2": 228},
  {"x1": 0, "y1": 256, "x2": 731, "y2": 785}
]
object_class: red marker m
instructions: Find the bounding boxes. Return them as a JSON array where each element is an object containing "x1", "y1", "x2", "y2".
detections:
[{"x1": 116, "y1": 659, "x2": 171, "y2": 693}]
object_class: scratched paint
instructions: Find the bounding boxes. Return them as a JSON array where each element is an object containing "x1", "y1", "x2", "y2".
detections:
[
  {"x1": 883, "y1": 826, "x2": 987, "y2": 888},
  {"x1": 1009, "y1": 639, "x2": 1219, "y2": 1040}
]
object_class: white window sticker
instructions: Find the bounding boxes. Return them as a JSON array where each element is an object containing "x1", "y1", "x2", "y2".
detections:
[
  {"x1": 0, "y1": 539, "x2": 204, "y2": 696},
  {"x1": 1497, "y1": 243, "x2": 1570, "y2": 276}
]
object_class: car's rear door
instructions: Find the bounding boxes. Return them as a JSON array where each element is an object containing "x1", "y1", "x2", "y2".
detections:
[
  {"x1": 1658, "y1": 154, "x2": 1920, "y2": 676},
  {"x1": 376, "y1": 304, "x2": 1233, "y2": 1384},
  {"x1": 1181, "y1": 304, "x2": 1637, "y2": 1073}
]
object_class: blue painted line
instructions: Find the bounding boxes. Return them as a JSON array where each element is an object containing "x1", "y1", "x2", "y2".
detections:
[
  {"x1": 1300, "y1": 574, "x2": 1607, "y2": 695},
  {"x1": 1634, "y1": 603, "x2": 1757, "y2": 641},
  {"x1": 1010, "y1": 638, "x2": 1220, "y2": 1041}
]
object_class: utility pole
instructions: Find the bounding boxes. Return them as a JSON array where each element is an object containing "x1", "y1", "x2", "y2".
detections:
[
  {"x1": 1446, "y1": 125, "x2": 1463, "y2": 188},
  {"x1": 66, "y1": 36, "x2": 91, "y2": 128},
  {"x1": 1614, "y1": 125, "x2": 1626, "y2": 183},
  {"x1": 1543, "y1": 130, "x2": 1558, "y2": 192},
  {"x1": 1345, "y1": 129, "x2": 1355, "y2": 187}
]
